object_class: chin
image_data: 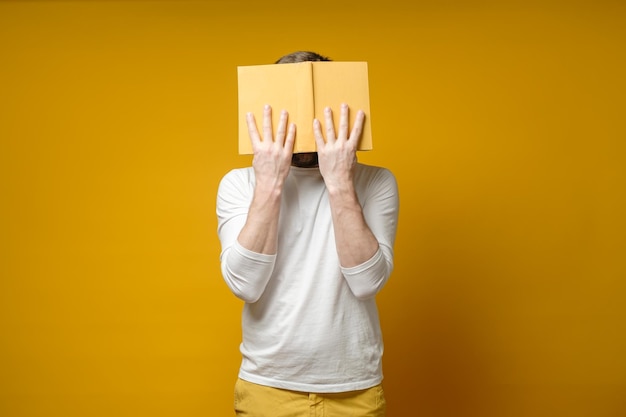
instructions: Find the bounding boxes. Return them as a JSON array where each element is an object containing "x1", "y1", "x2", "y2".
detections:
[{"x1": 291, "y1": 152, "x2": 319, "y2": 168}]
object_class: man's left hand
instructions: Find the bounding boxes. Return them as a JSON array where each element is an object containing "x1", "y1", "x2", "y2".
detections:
[{"x1": 313, "y1": 103, "x2": 365, "y2": 192}]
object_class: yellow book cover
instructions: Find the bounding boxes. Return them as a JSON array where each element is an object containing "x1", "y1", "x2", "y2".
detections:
[{"x1": 237, "y1": 61, "x2": 372, "y2": 154}]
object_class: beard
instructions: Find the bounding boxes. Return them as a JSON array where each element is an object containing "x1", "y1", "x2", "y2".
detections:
[{"x1": 291, "y1": 152, "x2": 319, "y2": 168}]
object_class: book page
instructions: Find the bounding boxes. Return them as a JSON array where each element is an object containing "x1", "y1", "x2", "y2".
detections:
[
  {"x1": 311, "y1": 62, "x2": 372, "y2": 151},
  {"x1": 237, "y1": 63, "x2": 314, "y2": 154}
]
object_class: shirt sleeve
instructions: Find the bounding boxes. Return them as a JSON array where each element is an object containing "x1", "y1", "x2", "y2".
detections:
[
  {"x1": 341, "y1": 166, "x2": 399, "y2": 300},
  {"x1": 216, "y1": 169, "x2": 276, "y2": 303}
]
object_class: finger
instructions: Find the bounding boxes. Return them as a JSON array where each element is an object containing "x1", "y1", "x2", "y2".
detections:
[
  {"x1": 275, "y1": 109, "x2": 288, "y2": 145},
  {"x1": 313, "y1": 118, "x2": 325, "y2": 149},
  {"x1": 263, "y1": 104, "x2": 273, "y2": 142},
  {"x1": 284, "y1": 123, "x2": 296, "y2": 152},
  {"x1": 348, "y1": 110, "x2": 365, "y2": 145},
  {"x1": 324, "y1": 106, "x2": 336, "y2": 143},
  {"x1": 338, "y1": 103, "x2": 349, "y2": 140},
  {"x1": 246, "y1": 112, "x2": 261, "y2": 147}
]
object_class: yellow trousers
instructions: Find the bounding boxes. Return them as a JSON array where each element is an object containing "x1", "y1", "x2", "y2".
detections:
[{"x1": 234, "y1": 378, "x2": 386, "y2": 417}]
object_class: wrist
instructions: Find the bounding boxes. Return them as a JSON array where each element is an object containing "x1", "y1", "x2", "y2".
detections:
[{"x1": 325, "y1": 179, "x2": 356, "y2": 197}]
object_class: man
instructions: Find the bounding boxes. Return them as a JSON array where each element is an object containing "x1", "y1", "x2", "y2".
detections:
[{"x1": 216, "y1": 51, "x2": 399, "y2": 417}]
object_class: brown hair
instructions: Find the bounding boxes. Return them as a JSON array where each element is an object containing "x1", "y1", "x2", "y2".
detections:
[{"x1": 275, "y1": 51, "x2": 331, "y2": 64}]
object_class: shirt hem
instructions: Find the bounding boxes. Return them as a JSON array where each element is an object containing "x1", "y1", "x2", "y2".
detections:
[{"x1": 238, "y1": 370, "x2": 383, "y2": 393}]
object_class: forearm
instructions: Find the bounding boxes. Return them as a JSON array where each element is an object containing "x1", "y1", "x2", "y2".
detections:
[
  {"x1": 237, "y1": 183, "x2": 282, "y2": 254},
  {"x1": 325, "y1": 166, "x2": 399, "y2": 300},
  {"x1": 327, "y1": 183, "x2": 379, "y2": 268},
  {"x1": 216, "y1": 171, "x2": 284, "y2": 303}
]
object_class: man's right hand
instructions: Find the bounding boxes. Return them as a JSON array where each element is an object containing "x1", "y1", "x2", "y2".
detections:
[
  {"x1": 247, "y1": 104, "x2": 296, "y2": 191},
  {"x1": 237, "y1": 105, "x2": 295, "y2": 256}
]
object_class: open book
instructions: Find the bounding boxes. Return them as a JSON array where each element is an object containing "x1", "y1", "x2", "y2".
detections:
[{"x1": 237, "y1": 61, "x2": 372, "y2": 154}]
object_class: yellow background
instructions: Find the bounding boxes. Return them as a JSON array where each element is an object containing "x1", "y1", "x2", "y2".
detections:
[{"x1": 1, "y1": 1, "x2": 624, "y2": 416}]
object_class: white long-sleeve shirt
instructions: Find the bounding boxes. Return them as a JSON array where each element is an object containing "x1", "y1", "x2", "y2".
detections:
[{"x1": 216, "y1": 163, "x2": 399, "y2": 393}]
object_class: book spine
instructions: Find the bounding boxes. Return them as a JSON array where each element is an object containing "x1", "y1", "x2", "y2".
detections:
[{"x1": 295, "y1": 62, "x2": 314, "y2": 153}]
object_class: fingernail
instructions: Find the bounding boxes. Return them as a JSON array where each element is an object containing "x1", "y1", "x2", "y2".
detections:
[{"x1": 264, "y1": 104, "x2": 270, "y2": 110}]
